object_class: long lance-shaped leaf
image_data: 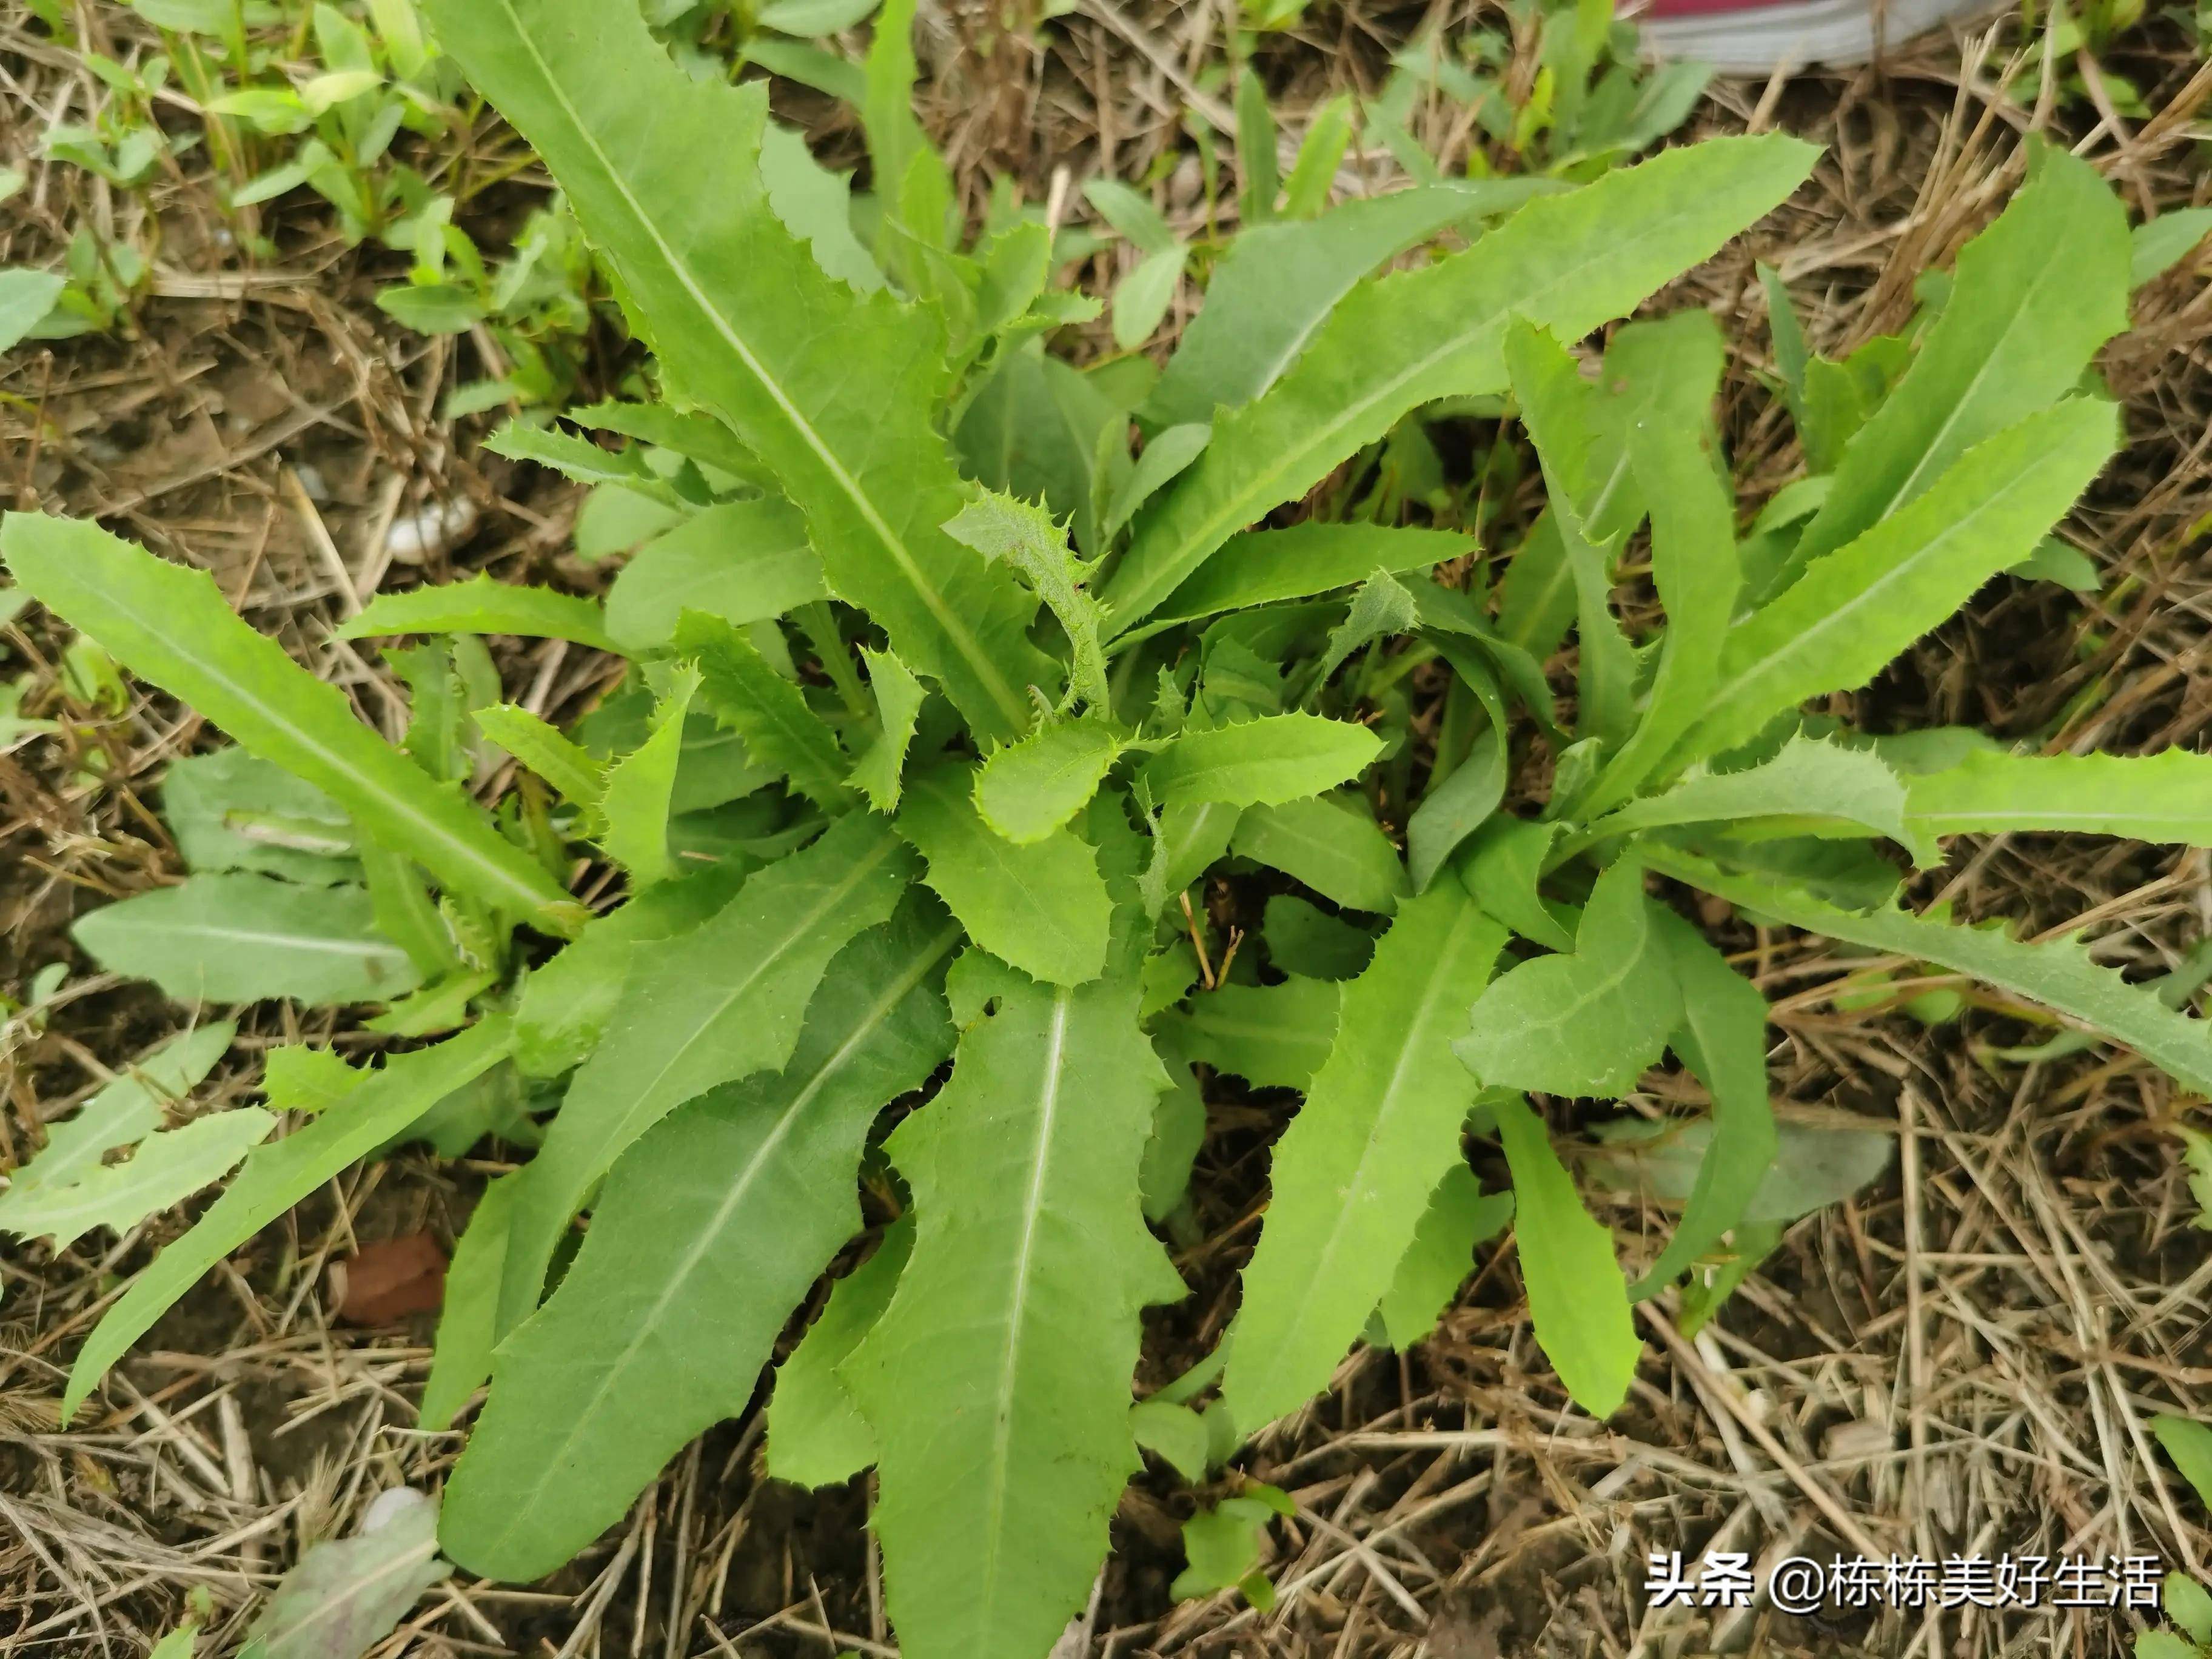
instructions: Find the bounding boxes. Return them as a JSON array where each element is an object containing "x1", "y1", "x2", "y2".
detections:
[
  {"x1": 1775, "y1": 142, "x2": 2130, "y2": 591},
  {"x1": 338, "y1": 572, "x2": 622, "y2": 655},
  {"x1": 63, "y1": 1020, "x2": 515, "y2": 1420},
  {"x1": 0, "y1": 515, "x2": 584, "y2": 935},
  {"x1": 1222, "y1": 884, "x2": 1506, "y2": 1430},
  {"x1": 441, "y1": 902, "x2": 959, "y2": 1582},
  {"x1": 1098, "y1": 135, "x2": 1818, "y2": 631},
  {"x1": 1646, "y1": 843, "x2": 2212, "y2": 1096},
  {"x1": 495, "y1": 814, "x2": 915, "y2": 1333},
  {"x1": 840, "y1": 965, "x2": 1184, "y2": 1659},
  {"x1": 421, "y1": 0, "x2": 1053, "y2": 739},
  {"x1": 1632, "y1": 907, "x2": 1778, "y2": 1296},
  {"x1": 1903, "y1": 749, "x2": 2212, "y2": 846},
  {"x1": 1667, "y1": 398, "x2": 2117, "y2": 770}
]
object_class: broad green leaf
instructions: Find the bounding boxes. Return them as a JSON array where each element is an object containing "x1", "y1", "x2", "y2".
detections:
[
  {"x1": 1171, "y1": 1496, "x2": 1286, "y2": 1606},
  {"x1": 163, "y1": 749, "x2": 356, "y2": 886},
  {"x1": 678, "y1": 612, "x2": 853, "y2": 809},
  {"x1": 1139, "y1": 1061, "x2": 1206, "y2": 1222},
  {"x1": 2154, "y1": 1416, "x2": 2212, "y2": 1513},
  {"x1": 1102, "y1": 424, "x2": 1210, "y2": 544},
  {"x1": 956, "y1": 344, "x2": 1123, "y2": 560},
  {"x1": 1101, "y1": 136, "x2": 1818, "y2": 629},
  {"x1": 1586, "y1": 1113, "x2": 1891, "y2": 1231},
  {"x1": 852, "y1": 646, "x2": 925, "y2": 811},
  {"x1": 75, "y1": 875, "x2": 423, "y2": 1007},
  {"x1": 1112, "y1": 244, "x2": 1188, "y2": 352},
  {"x1": 603, "y1": 498, "x2": 826, "y2": 652},
  {"x1": 1646, "y1": 843, "x2": 2212, "y2": 1096},
  {"x1": 2134, "y1": 209, "x2": 2212, "y2": 287},
  {"x1": 236, "y1": 1487, "x2": 449, "y2": 1659},
  {"x1": 1133, "y1": 523, "x2": 1471, "y2": 643},
  {"x1": 0, "y1": 1022, "x2": 234, "y2": 1204},
  {"x1": 340, "y1": 572, "x2": 620, "y2": 655},
  {"x1": 1161, "y1": 976, "x2": 1341, "y2": 1092},
  {"x1": 1372, "y1": 1164, "x2": 1513, "y2": 1350},
  {"x1": 421, "y1": 0, "x2": 1052, "y2": 739},
  {"x1": 2163, "y1": 1573, "x2": 2212, "y2": 1646},
  {"x1": 1231, "y1": 793, "x2": 1407, "y2": 914},
  {"x1": 1222, "y1": 883, "x2": 1506, "y2": 1427},
  {"x1": 512, "y1": 860, "x2": 748, "y2": 1078},
  {"x1": 495, "y1": 814, "x2": 914, "y2": 1332},
  {"x1": 1262, "y1": 894, "x2": 1375, "y2": 980},
  {"x1": 419, "y1": 1175, "x2": 517, "y2": 1430},
  {"x1": 1585, "y1": 734, "x2": 1937, "y2": 867},
  {"x1": 942, "y1": 492, "x2": 1107, "y2": 713},
  {"x1": 766, "y1": 1214, "x2": 914, "y2": 1489},
  {"x1": 841, "y1": 966, "x2": 1183, "y2": 1659},
  {"x1": 1129, "y1": 1396, "x2": 1210, "y2": 1483},
  {"x1": 759, "y1": 119, "x2": 885, "y2": 295},
  {"x1": 1781, "y1": 144, "x2": 2129, "y2": 586},
  {"x1": 0, "y1": 269, "x2": 64, "y2": 352},
  {"x1": 595, "y1": 663, "x2": 696, "y2": 885},
  {"x1": 1904, "y1": 749, "x2": 2212, "y2": 846},
  {"x1": 974, "y1": 719, "x2": 1127, "y2": 844},
  {"x1": 1, "y1": 515, "x2": 583, "y2": 933},
  {"x1": 1145, "y1": 799, "x2": 1242, "y2": 915},
  {"x1": 1577, "y1": 314, "x2": 1738, "y2": 814},
  {"x1": 473, "y1": 705, "x2": 606, "y2": 813},
  {"x1": 1142, "y1": 712, "x2": 1379, "y2": 809},
  {"x1": 1455, "y1": 859, "x2": 1680, "y2": 1098},
  {"x1": 1144, "y1": 184, "x2": 1549, "y2": 429},
  {"x1": 1670, "y1": 399, "x2": 2117, "y2": 769},
  {"x1": 897, "y1": 760, "x2": 1112, "y2": 987},
  {"x1": 1407, "y1": 730, "x2": 1503, "y2": 894},
  {"x1": 64, "y1": 1020, "x2": 514, "y2": 1419},
  {"x1": 1632, "y1": 908, "x2": 1777, "y2": 1295},
  {"x1": 1493, "y1": 1091, "x2": 1638, "y2": 1416},
  {"x1": 0, "y1": 1108, "x2": 273, "y2": 1250},
  {"x1": 1458, "y1": 816, "x2": 1573, "y2": 951},
  {"x1": 443, "y1": 903, "x2": 957, "y2": 1581}
]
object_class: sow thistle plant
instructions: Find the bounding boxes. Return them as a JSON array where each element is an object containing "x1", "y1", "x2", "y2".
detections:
[{"x1": 3, "y1": 1, "x2": 2206, "y2": 1654}]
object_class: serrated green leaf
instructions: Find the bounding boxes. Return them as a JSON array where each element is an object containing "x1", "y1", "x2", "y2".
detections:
[
  {"x1": 1133, "y1": 524, "x2": 1472, "y2": 644},
  {"x1": 474, "y1": 705, "x2": 607, "y2": 814},
  {"x1": 897, "y1": 760, "x2": 1111, "y2": 987},
  {"x1": 851, "y1": 647, "x2": 925, "y2": 811},
  {"x1": 419, "y1": 1174, "x2": 517, "y2": 1430},
  {"x1": 75, "y1": 875, "x2": 422, "y2": 1008},
  {"x1": 1578, "y1": 314, "x2": 1737, "y2": 814},
  {"x1": 1780, "y1": 143, "x2": 2130, "y2": 589},
  {"x1": 565, "y1": 400, "x2": 771, "y2": 488},
  {"x1": 974, "y1": 719, "x2": 1127, "y2": 844},
  {"x1": 421, "y1": 0, "x2": 1052, "y2": 739},
  {"x1": 495, "y1": 814, "x2": 914, "y2": 1333},
  {"x1": 1230, "y1": 793, "x2": 1407, "y2": 914},
  {"x1": 1, "y1": 515, "x2": 584, "y2": 934},
  {"x1": 1142, "y1": 712, "x2": 1379, "y2": 809},
  {"x1": 1305, "y1": 571, "x2": 1417, "y2": 700},
  {"x1": 64, "y1": 1019, "x2": 514, "y2": 1419},
  {"x1": 604, "y1": 498, "x2": 826, "y2": 652},
  {"x1": 1670, "y1": 399, "x2": 2117, "y2": 769},
  {"x1": 942, "y1": 492, "x2": 1107, "y2": 712},
  {"x1": 163, "y1": 749, "x2": 357, "y2": 886},
  {"x1": 0, "y1": 1022, "x2": 235, "y2": 1205},
  {"x1": 1494, "y1": 1090, "x2": 1638, "y2": 1416},
  {"x1": 340, "y1": 572, "x2": 621, "y2": 655},
  {"x1": 1903, "y1": 749, "x2": 2212, "y2": 846},
  {"x1": 1455, "y1": 859, "x2": 1680, "y2": 1098},
  {"x1": 1162, "y1": 976, "x2": 1340, "y2": 1092},
  {"x1": 1646, "y1": 843, "x2": 2212, "y2": 1096},
  {"x1": 840, "y1": 967, "x2": 1181, "y2": 1659},
  {"x1": 1101, "y1": 136, "x2": 1818, "y2": 629},
  {"x1": 0, "y1": 1107, "x2": 273, "y2": 1250},
  {"x1": 1145, "y1": 184, "x2": 1549, "y2": 429},
  {"x1": 678, "y1": 611, "x2": 853, "y2": 810},
  {"x1": 1144, "y1": 799, "x2": 1242, "y2": 917},
  {"x1": 1223, "y1": 883, "x2": 1505, "y2": 1427},
  {"x1": 1587, "y1": 734, "x2": 1937, "y2": 866},
  {"x1": 767, "y1": 1214, "x2": 913, "y2": 1489},
  {"x1": 1631, "y1": 907, "x2": 1777, "y2": 1295},
  {"x1": 596, "y1": 663, "x2": 696, "y2": 885},
  {"x1": 1372, "y1": 1164, "x2": 1513, "y2": 1350},
  {"x1": 759, "y1": 119, "x2": 886, "y2": 294},
  {"x1": 443, "y1": 903, "x2": 956, "y2": 1581}
]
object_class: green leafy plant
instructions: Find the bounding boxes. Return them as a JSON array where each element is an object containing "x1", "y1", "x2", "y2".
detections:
[{"x1": 4, "y1": 3, "x2": 2200, "y2": 1654}]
